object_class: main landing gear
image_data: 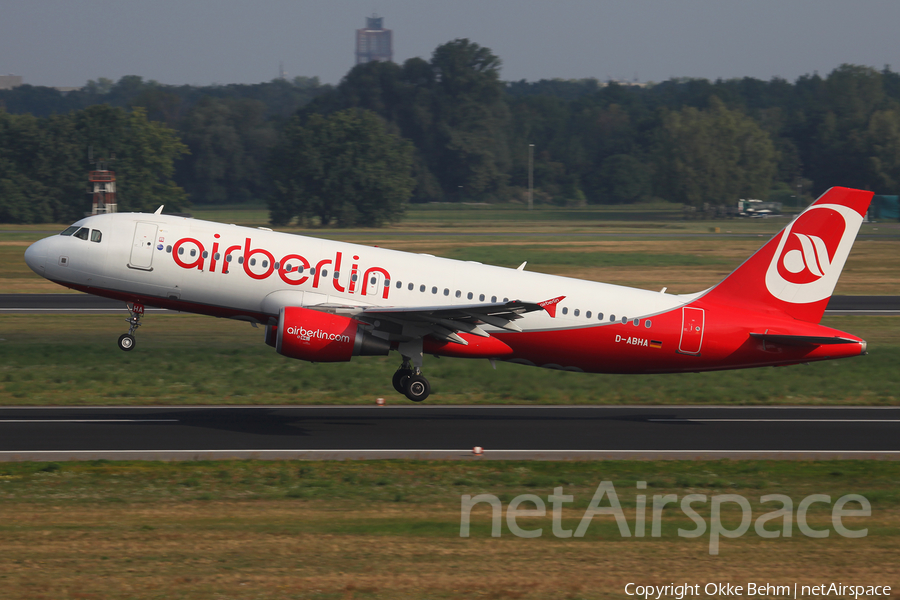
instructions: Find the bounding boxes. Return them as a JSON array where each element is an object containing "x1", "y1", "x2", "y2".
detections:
[
  {"x1": 117, "y1": 302, "x2": 145, "y2": 351},
  {"x1": 392, "y1": 360, "x2": 431, "y2": 402}
]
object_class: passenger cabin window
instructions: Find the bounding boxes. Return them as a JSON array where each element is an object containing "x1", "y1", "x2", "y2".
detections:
[
  {"x1": 60, "y1": 226, "x2": 79, "y2": 236},
  {"x1": 90, "y1": 230, "x2": 102, "y2": 243},
  {"x1": 586, "y1": 311, "x2": 592, "y2": 319},
  {"x1": 73, "y1": 227, "x2": 89, "y2": 241}
]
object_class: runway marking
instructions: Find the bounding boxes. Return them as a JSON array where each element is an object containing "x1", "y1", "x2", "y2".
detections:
[
  {"x1": 0, "y1": 419, "x2": 179, "y2": 423},
  {"x1": 0, "y1": 449, "x2": 898, "y2": 454},
  {"x1": 649, "y1": 419, "x2": 900, "y2": 423}
]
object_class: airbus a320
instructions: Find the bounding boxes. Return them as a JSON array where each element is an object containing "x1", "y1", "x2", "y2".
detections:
[{"x1": 24, "y1": 187, "x2": 873, "y2": 402}]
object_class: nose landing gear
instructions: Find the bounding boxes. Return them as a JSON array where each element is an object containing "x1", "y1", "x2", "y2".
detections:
[
  {"x1": 392, "y1": 359, "x2": 431, "y2": 402},
  {"x1": 118, "y1": 302, "x2": 144, "y2": 351}
]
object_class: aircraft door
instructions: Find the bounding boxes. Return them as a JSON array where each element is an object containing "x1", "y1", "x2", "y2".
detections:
[
  {"x1": 129, "y1": 222, "x2": 158, "y2": 270},
  {"x1": 678, "y1": 306, "x2": 705, "y2": 355}
]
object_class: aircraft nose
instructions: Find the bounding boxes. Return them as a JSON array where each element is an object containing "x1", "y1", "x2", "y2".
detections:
[{"x1": 24, "y1": 238, "x2": 48, "y2": 275}]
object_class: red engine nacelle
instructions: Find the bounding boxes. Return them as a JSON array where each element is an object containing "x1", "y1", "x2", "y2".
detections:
[{"x1": 266, "y1": 306, "x2": 390, "y2": 362}]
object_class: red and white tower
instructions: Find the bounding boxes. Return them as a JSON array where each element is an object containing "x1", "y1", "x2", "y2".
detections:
[{"x1": 89, "y1": 159, "x2": 118, "y2": 215}]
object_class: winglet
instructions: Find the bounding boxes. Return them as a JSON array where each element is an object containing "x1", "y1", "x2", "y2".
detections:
[{"x1": 538, "y1": 295, "x2": 565, "y2": 318}]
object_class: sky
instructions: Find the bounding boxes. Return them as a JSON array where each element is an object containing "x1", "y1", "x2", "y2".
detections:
[{"x1": 2, "y1": 0, "x2": 899, "y2": 88}]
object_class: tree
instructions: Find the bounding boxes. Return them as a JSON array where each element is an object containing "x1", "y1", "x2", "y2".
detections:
[
  {"x1": 866, "y1": 109, "x2": 900, "y2": 191},
  {"x1": 429, "y1": 40, "x2": 511, "y2": 200},
  {"x1": 269, "y1": 109, "x2": 414, "y2": 227},
  {"x1": 176, "y1": 97, "x2": 276, "y2": 204},
  {"x1": 653, "y1": 98, "x2": 777, "y2": 206},
  {"x1": 70, "y1": 105, "x2": 189, "y2": 213},
  {"x1": 597, "y1": 154, "x2": 652, "y2": 204},
  {"x1": 0, "y1": 110, "x2": 82, "y2": 223}
]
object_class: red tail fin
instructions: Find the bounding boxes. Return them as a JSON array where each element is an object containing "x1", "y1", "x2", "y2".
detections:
[{"x1": 699, "y1": 187, "x2": 873, "y2": 323}]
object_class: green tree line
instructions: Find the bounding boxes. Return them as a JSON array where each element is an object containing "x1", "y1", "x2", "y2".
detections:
[
  {"x1": 0, "y1": 105, "x2": 187, "y2": 223},
  {"x1": 2, "y1": 40, "x2": 899, "y2": 225}
]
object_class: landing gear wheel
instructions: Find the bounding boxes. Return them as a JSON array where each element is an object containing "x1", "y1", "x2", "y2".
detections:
[
  {"x1": 118, "y1": 334, "x2": 136, "y2": 351},
  {"x1": 119, "y1": 302, "x2": 144, "y2": 352},
  {"x1": 404, "y1": 374, "x2": 431, "y2": 403},
  {"x1": 392, "y1": 368, "x2": 413, "y2": 395}
]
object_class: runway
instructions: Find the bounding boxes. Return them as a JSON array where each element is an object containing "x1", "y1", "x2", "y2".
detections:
[
  {"x1": 1, "y1": 294, "x2": 898, "y2": 315},
  {"x1": 0, "y1": 406, "x2": 898, "y2": 461}
]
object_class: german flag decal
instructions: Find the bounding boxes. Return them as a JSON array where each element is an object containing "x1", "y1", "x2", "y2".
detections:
[{"x1": 649, "y1": 340, "x2": 663, "y2": 349}]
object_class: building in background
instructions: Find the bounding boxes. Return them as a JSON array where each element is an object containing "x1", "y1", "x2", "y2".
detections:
[
  {"x1": 355, "y1": 16, "x2": 392, "y2": 64},
  {"x1": 0, "y1": 74, "x2": 23, "y2": 90}
]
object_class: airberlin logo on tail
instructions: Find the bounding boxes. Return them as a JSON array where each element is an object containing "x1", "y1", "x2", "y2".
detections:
[
  {"x1": 765, "y1": 204, "x2": 862, "y2": 304},
  {"x1": 779, "y1": 230, "x2": 840, "y2": 284}
]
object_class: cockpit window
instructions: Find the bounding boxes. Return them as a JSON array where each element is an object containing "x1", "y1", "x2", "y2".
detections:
[
  {"x1": 90, "y1": 230, "x2": 102, "y2": 243},
  {"x1": 60, "y1": 226, "x2": 79, "y2": 236},
  {"x1": 73, "y1": 227, "x2": 90, "y2": 241}
]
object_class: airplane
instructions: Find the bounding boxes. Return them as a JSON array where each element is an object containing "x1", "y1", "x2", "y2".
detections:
[{"x1": 23, "y1": 186, "x2": 873, "y2": 402}]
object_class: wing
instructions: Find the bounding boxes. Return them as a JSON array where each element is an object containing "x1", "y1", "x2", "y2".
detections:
[{"x1": 355, "y1": 300, "x2": 547, "y2": 345}]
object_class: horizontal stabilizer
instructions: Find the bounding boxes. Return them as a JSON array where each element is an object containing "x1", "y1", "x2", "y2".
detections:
[{"x1": 749, "y1": 333, "x2": 859, "y2": 346}]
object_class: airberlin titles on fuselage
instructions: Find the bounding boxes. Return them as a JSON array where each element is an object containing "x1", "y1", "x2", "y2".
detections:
[{"x1": 170, "y1": 235, "x2": 392, "y2": 299}]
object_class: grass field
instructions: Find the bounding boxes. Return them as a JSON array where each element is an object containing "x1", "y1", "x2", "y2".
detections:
[
  {"x1": 0, "y1": 459, "x2": 897, "y2": 599},
  {"x1": 2, "y1": 206, "x2": 899, "y2": 598},
  {"x1": 0, "y1": 314, "x2": 897, "y2": 406}
]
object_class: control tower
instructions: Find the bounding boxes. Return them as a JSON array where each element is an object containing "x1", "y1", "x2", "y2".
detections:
[
  {"x1": 88, "y1": 160, "x2": 118, "y2": 215},
  {"x1": 355, "y1": 16, "x2": 393, "y2": 64}
]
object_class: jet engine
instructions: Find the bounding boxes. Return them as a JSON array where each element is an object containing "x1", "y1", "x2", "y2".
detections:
[{"x1": 266, "y1": 306, "x2": 390, "y2": 362}]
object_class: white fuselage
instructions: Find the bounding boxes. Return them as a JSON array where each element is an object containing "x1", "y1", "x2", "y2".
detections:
[{"x1": 27, "y1": 212, "x2": 693, "y2": 332}]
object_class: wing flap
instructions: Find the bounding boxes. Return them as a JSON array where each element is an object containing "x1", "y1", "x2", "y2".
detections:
[{"x1": 358, "y1": 300, "x2": 544, "y2": 344}]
